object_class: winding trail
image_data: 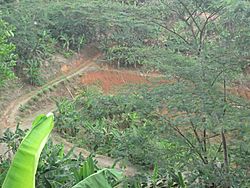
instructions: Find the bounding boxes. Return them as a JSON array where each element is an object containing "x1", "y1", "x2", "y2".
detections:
[
  {"x1": 0, "y1": 55, "x2": 99, "y2": 131},
  {"x1": 0, "y1": 48, "x2": 137, "y2": 176}
]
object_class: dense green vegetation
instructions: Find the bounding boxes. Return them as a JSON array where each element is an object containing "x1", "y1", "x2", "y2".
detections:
[
  {"x1": 0, "y1": 114, "x2": 122, "y2": 188},
  {"x1": 55, "y1": 83, "x2": 250, "y2": 187},
  {"x1": 0, "y1": 18, "x2": 16, "y2": 86},
  {"x1": 0, "y1": 0, "x2": 249, "y2": 187},
  {"x1": 2, "y1": 114, "x2": 54, "y2": 188}
]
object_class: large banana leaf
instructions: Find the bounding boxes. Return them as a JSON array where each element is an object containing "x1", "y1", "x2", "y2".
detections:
[
  {"x1": 72, "y1": 168, "x2": 123, "y2": 188},
  {"x1": 2, "y1": 113, "x2": 54, "y2": 188}
]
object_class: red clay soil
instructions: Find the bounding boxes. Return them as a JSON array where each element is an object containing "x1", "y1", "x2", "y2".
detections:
[{"x1": 81, "y1": 70, "x2": 149, "y2": 92}]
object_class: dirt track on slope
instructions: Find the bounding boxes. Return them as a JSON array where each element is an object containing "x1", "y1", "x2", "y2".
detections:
[
  {"x1": 0, "y1": 52, "x2": 100, "y2": 131},
  {"x1": 0, "y1": 46, "x2": 138, "y2": 176}
]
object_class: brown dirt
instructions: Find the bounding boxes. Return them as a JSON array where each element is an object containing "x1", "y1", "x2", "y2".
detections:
[
  {"x1": 0, "y1": 54, "x2": 101, "y2": 131},
  {"x1": 228, "y1": 86, "x2": 250, "y2": 100},
  {"x1": 81, "y1": 70, "x2": 149, "y2": 92}
]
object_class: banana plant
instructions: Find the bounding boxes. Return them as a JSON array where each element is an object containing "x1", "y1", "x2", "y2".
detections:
[
  {"x1": 2, "y1": 113, "x2": 54, "y2": 188},
  {"x1": 72, "y1": 168, "x2": 122, "y2": 188},
  {"x1": 72, "y1": 156, "x2": 122, "y2": 188},
  {"x1": 2, "y1": 113, "x2": 123, "y2": 188}
]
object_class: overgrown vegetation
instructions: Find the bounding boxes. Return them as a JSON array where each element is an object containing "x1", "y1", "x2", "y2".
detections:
[
  {"x1": 0, "y1": 17, "x2": 16, "y2": 86},
  {"x1": 0, "y1": 0, "x2": 249, "y2": 187},
  {"x1": 0, "y1": 115, "x2": 122, "y2": 188},
  {"x1": 55, "y1": 83, "x2": 250, "y2": 187}
]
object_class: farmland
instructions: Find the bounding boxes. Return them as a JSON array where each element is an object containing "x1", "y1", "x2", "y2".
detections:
[{"x1": 0, "y1": 0, "x2": 249, "y2": 187}]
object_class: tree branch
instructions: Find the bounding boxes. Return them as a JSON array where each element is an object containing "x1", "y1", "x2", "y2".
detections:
[
  {"x1": 190, "y1": 119, "x2": 202, "y2": 149},
  {"x1": 178, "y1": 0, "x2": 201, "y2": 32},
  {"x1": 221, "y1": 128, "x2": 229, "y2": 173},
  {"x1": 151, "y1": 20, "x2": 190, "y2": 45},
  {"x1": 167, "y1": 120, "x2": 208, "y2": 164},
  {"x1": 211, "y1": 69, "x2": 224, "y2": 86}
]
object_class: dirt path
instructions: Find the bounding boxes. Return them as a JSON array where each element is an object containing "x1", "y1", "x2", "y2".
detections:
[
  {"x1": 0, "y1": 57, "x2": 99, "y2": 131},
  {"x1": 0, "y1": 48, "x2": 137, "y2": 176},
  {"x1": 52, "y1": 133, "x2": 137, "y2": 176}
]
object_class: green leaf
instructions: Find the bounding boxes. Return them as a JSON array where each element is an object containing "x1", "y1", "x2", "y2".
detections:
[
  {"x1": 177, "y1": 172, "x2": 186, "y2": 188},
  {"x1": 31, "y1": 114, "x2": 47, "y2": 128},
  {"x1": 152, "y1": 162, "x2": 158, "y2": 184},
  {"x1": 2, "y1": 113, "x2": 54, "y2": 188},
  {"x1": 72, "y1": 170, "x2": 111, "y2": 188},
  {"x1": 72, "y1": 168, "x2": 122, "y2": 188},
  {"x1": 81, "y1": 157, "x2": 95, "y2": 179}
]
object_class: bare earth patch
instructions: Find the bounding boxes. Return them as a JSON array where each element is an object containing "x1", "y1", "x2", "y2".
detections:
[
  {"x1": 228, "y1": 86, "x2": 250, "y2": 100},
  {"x1": 81, "y1": 70, "x2": 149, "y2": 92}
]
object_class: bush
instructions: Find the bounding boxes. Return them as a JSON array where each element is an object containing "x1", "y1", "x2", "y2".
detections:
[{"x1": 0, "y1": 18, "x2": 16, "y2": 86}]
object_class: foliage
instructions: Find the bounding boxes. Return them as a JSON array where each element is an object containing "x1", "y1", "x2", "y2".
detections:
[
  {"x1": 72, "y1": 168, "x2": 122, "y2": 188},
  {"x1": 54, "y1": 86, "x2": 192, "y2": 185},
  {"x1": 0, "y1": 0, "x2": 17, "y2": 4},
  {"x1": 0, "y1": 124, "x2": 27, "y2": 156},
  {"x1": 2, "y1": 113, "x2": 54, "y2": 188},
  {"x1": 0, "y1": 0, "x2": 158, "y2": 84},
  {"x1": 55, "y1": 81, "x2": 250, "y2": 187},
  {"x1": 112, "y1": 0, "x2": 149, "y2": 6},
  {"x1": 104, "y1": 0, "x2": 250, "y2": 186},
  {"x1": 0, "y1": 125, "x2": 27, "y2": 184},
  {"x1": 0, "y1": 0, "x2": 250, "y2": 187},
  {"x1": 138, "y1": 1, "x2": 250, "y2": 187},
  {"x1": 1, "y1": 0, "x2": 249, "y2": 85},
  {"x1": 0, "y1": 115, "x2": 122, "y2": 188},
  {"x1": 22, "y1": 59, "x2": 43, "y2": 86},
  {"x1": 0, "y1": 18, "x2": 16, "y2": 86},
  {"x1": 37, "y1": 143, "x2": 122, "y2": 188}
]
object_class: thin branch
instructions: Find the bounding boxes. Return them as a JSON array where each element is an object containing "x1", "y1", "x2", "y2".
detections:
[
  {"x1": 223, "y1": 77, "x2": 227, "y2": 103},
  {"x1": 167, "y1": 120, "x2": 208, "y2": 164},
  {"x1": 151, "y1": 20, "x2": 190, "y2": 45},
  {"x1": 213, "y1": 141, "x2": 223, "y2": 162},
  {"x1": 203, "y1": 128, "x2": 207, "y2": 153},
  {"x1": 190, "y1": 119, "x2": 202, "y2": 149},
  {"x1": 178, "y1": 0, "x2": 201, "y2": 32},
  {"x1": 221, "y1": 128, "x2": 229, "y2": 172},
  {"x1": 201, "y1": 128, "x2": 238, "y2": 141},
  {"x1": 178, "y1": 13, "x2": 198, "y2": 41},
  {"x1": 186, "y1": 10, "x2": 197, "y2": 22},
  {"x1": 183, "y1": 103, "x2": 205, "y2": 152},
  {"x1": 161, "y1": 0, "x2": 197, "y2": 39},
  {"x1": 65, "y1": 85, "x2": 74, "y2": 99},
  {"x1": 211, "y1": 69, "x2": 224, "y2": 86},
  {"x1": 207, "y1": 133, "x2": 220, "y2": 140},
  {"x1": 199, "y1": 5, "x2": 225, "y2": 43}
]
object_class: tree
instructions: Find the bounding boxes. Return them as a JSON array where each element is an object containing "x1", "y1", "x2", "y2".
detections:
[{"x1": 141, "y1": 0, "x2": 250, "y2": 187}]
